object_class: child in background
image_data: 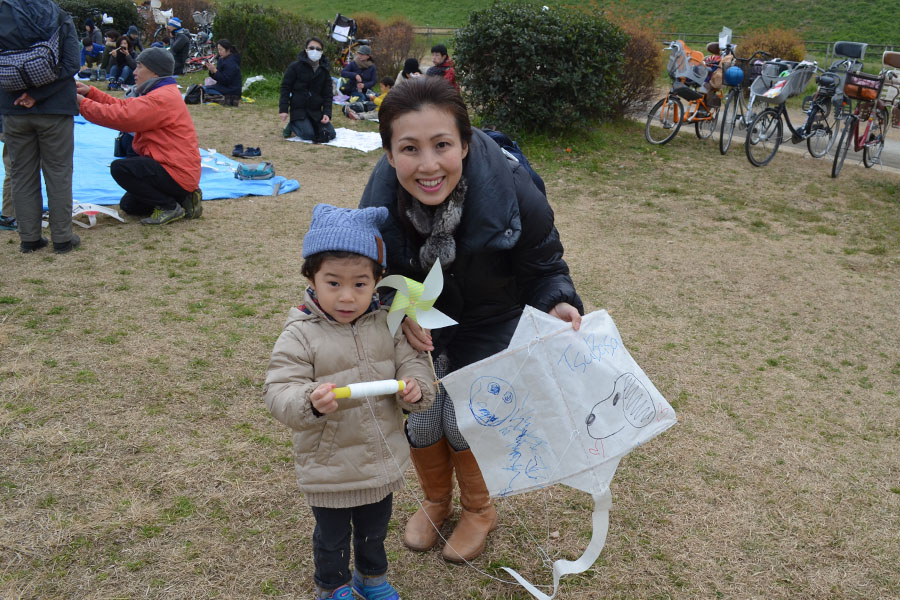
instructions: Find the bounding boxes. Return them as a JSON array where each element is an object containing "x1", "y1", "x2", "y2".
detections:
[
  {"x1": 264, "y1": 204, "x2": 436, "y2": 600},
  {"x1": 343, "y1": 76, "x2": 393, "y2": 121},
  {"x1": 80, "y1": 37, "x2": 105, "y2": 80}
]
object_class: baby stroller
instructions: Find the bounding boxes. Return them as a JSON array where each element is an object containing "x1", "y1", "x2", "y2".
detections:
[{"x1": 331, "y1": 13, "x2": 356, "y2": 43}]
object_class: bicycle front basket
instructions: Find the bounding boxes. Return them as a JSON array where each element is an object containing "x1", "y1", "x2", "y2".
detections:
[
  {"x1": 331, "y1": 13, "x2": 357, "y2": 43},
  {"x1": 844, "y1": 71, "x2": 884, "y2": 101}
]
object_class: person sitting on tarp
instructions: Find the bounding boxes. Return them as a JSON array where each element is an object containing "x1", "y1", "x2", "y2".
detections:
[
  {"x1": 76, "y1": 47, "x2": 202, "y2": 225},
  {"x1": 340, "y1": 44, "x2": 377, "y2": 98}
]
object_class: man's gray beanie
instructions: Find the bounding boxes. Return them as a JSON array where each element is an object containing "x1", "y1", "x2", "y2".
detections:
[{"x1": 136, "y1": 47, "x2": 175, "y2": 77}]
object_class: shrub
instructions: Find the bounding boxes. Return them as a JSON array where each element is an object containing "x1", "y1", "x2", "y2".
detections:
[
  {"x1": 58, "y1": 0, "x2": 140, "y2": 37},
  {"x1": 454, "y1": 1, "x2": 627, "y2": 133},
  {"x1": 604, "y1": 3, "x2": 663, "y2": 117},
  {"x1": 214, "y1": 2, "x2": 333, "y2": 74},
  {"x1": 369, "y1": 17, "x2": 416, "y2": 84},
  {"x1": 162, "y1": 0, "x2": 215, "y2": 32},
  {"x1": 740, "y1": 28, "x2": 806, "y2": 63}
]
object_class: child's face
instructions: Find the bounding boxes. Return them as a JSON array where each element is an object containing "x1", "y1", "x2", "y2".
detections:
[{"x1": 309, "y1": 256, "x2": 378, "y2": 324}]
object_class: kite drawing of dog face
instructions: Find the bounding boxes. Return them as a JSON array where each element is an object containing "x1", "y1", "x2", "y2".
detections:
[
  {"x1": 469, "y1": 376, "x2": 517, "y2": 427},
  {"x1": 586, "y1": 373, "x2": 656, "y2": 439}
]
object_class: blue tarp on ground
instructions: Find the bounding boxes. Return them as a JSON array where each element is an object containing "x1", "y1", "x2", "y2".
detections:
[{"x1": 0, "y1": 116, "x2": 299, "y2": 210}]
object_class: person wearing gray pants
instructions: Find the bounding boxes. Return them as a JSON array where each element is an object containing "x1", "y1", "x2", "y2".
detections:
[
  {"x1": 0, "y1": 116, "x2": 16, "y2": 230},
  {"x1": 0, "y1": 0, "x2": 82, "y2": 253}
]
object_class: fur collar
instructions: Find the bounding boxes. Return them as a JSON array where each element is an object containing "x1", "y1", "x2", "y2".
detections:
[{"x1": 403, "y1": 178, "x2": 468, "y2": 268}]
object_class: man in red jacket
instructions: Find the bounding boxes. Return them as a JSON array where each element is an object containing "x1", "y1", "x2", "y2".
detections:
[{"x1": 76, "y1": 47, "x2": 202, "y2": 225}]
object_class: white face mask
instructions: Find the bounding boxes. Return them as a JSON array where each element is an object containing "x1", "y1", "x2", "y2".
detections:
[{"x1": 306, "y1": 49, "x2": 322, "y2": 62}]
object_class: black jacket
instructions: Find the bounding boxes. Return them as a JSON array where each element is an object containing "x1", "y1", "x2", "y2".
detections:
[
  {"x1": 359, "y1": 128, "x2": 583, "y2": 370},
  {"x1": 279, "y1": 53, "x2": 333, "y2": 123},
  {"x1": 0, "y1": 0, "x2": 80, "y2": 116},
  {"x1": 169, "y1": 29, "x2": 190, "y2": 75},
  {"x1": 209, "y1": 52, "x2": 242, "y2": 96}
]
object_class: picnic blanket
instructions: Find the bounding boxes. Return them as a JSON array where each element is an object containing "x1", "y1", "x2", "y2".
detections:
[
  {"x1": 0, "y1": 116, "x2": 299, "y2": 210},
  {"x1": 285, "y1": 127, "x2": 383, "y2": 153}
]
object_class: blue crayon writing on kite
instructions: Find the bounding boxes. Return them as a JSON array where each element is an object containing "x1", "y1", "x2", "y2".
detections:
[{"x1": 332, "y1": 379, "x2": 405, "y2": 399}]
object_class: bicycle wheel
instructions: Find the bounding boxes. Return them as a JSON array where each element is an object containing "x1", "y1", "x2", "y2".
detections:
[
  {"x1": 863, "y1": 107, "x2": 889, "y2": 168},
  {"x1": 806, "y1": 104, "x2": 837, "y2": 159},
  {"x1": 695, "y1": 103, "x2": 719, "y2": 139},
  {"x1": 153, "y1": 26, "x2": 168, "y2": 44},
  {"x1": 719, "y1": 89, "x2": 740, "y2": 154},
  {"x1": 831, "y1": 116, "x2": 856, "y2": 178},
  {"x1": 745, "y1": 108, "x2": 783, "y2": 167},
  {"x1": 645, "y1": 95, "x2": 683, "y2": 145}
]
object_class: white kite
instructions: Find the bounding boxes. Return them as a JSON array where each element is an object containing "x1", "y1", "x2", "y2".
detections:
[{"x1": 440, "y1": 306, "x2": 677, "y2": 599}]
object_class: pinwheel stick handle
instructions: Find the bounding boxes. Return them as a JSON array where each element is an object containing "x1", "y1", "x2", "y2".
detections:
[{"x1": 333, "y1": 380, "x2": 405, "y2": 399}]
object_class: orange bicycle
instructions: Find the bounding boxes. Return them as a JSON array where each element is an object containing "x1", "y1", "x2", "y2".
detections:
[{"x1": 645, "y1": 40, "x2": 723, "y2": 144}]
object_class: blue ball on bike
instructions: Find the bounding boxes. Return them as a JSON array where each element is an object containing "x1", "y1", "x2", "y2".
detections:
[{"x1": 724, "y1": 66, "x2": 744, "y2": 87}]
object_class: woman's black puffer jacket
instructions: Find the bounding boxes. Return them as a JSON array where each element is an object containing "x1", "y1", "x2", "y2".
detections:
[
  {"x1": 278, "y1": 53, "x2": 333, "y2": 123},
  {"x1": 359, "y1": 128, "x2": 583, "y2": 370}
]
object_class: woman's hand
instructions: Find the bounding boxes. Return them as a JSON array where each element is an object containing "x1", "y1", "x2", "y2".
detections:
[
  {"x1": 401, "y1": 319, "x2": 434, "y2": 352},
  {"x1": 320, "y1": 114, "x2": 330, "y2": 124},
  {"x1": 355, "y1": 74, "x2": 362, "y2": 82},
  {"x1": 207, "y1": 62, "x2": 216, "y2": 74},
  {"x1": 549, "y1": 302, "x2": 582, "y2": 331},
  {"x1": 399, "y1": 378, "x2": 422, "y2": 403},
  {"x1": 310, "y1": 383, "x2": 339, "y2": 415},
  {"x1": 279, "y1": 112, "x2": 288, "y2": 123}
]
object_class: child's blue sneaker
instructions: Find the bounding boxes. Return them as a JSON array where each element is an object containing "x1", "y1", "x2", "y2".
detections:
[
  {"x1": 316, "y1": 585, "x2": 353, "y2": 599},
  {"x1": 351, "y1": 577, "x2": 399, "y2": 600}
]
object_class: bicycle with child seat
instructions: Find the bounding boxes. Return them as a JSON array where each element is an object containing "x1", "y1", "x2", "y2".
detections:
[
  {"x1": 330, "y1": 13, "x2": 370, "y2": 69},
  {"x1": 645, "y1": 39, "x2": 723, "y2": 145},
  {"x1": 743, "y1": 59, "x2": 818, "y2": 166},
  {"x1": 718, "y1": 49, "x2": 771, "y2": 154},
  {"x1": 831, "y1": 51, "x2": 900, "y2": 177}
]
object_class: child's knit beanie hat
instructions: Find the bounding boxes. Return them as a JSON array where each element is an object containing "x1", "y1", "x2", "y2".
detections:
[{"x1": 302, "y1": 204, "x2": 388, "y2": 267}]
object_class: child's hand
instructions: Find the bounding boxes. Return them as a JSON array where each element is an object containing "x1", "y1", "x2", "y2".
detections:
[
  {"x1": 310, "y1": 383, "x2": 339, "y2": 414},
  {"x1": 399, "y1": 378, "x2": 422, "y2": 404}
]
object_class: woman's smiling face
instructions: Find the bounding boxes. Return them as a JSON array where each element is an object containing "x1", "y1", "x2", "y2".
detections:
[{"x1": 386, "y1": 105, "x2": 468, "y2": 207}]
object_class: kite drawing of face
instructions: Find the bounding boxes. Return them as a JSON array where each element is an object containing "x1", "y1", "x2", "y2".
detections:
[
  {"x1": 469, "y1": 376, "x2": 517, "y2": 427},
  {"x1": 586, "y1": 373, "x2": 656, "y2": 439}
]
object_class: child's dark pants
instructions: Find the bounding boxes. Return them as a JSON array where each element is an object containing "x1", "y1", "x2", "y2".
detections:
[{"x1": 310, "y1": 493, "x2": 392, "y2": 590}]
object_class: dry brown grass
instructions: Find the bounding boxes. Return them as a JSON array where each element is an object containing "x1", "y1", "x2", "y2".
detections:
[{"x1": 1, "y1": 99, "x2": 899, "y2": 599}]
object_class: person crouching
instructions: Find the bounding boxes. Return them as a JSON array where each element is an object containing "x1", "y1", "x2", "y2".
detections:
[{"x1": 76, "y1": 47, "x2": 203, "y2": 224}]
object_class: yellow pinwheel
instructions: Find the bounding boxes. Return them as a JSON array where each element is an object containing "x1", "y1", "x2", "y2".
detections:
[{"x1": 378, "y1": 260, "x2": 457, "y2": 335}]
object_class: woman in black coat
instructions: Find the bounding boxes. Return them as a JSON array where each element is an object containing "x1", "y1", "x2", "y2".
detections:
[
  {"x1": 278, "y1": 37, "x2": 336, "y2": 143},
  {"x1": 204, "y1": 39, "x2": 242, "y2": 97},
  {"x1": 359, "y1": 77, "x2": 582, "y2": 564}
]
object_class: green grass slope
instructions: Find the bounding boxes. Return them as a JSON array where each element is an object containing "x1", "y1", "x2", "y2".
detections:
[{"x1": 255, "y1": 0, "x2": 899, "y2": 43}]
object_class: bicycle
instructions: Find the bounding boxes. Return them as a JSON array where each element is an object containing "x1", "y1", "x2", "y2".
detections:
[
  {"x1": 148, "y1": 0, "x2": 173, "y2": 44},
  {"x1": 718, "y1": 49, "x2": 771, "y2": 154},
  {"x1": 330, "y1": 13, "x2": 370, "y2": 69},
  {"x1": 645, "y1": 40, "x2": 723, "y2": 145},
  {"x1": 831, "y1": 51, "x2": 900, "y2": 177},
  {"x1": 743, "y1": 60, "x2": 817, "y2": 167}
]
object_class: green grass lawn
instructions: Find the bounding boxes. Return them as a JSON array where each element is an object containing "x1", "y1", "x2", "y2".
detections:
[{"x1": 255, "y1": 0, "x2": 900, "y2": 43}]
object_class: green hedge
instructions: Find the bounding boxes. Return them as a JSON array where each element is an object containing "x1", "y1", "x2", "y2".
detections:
[
  {"x1": 454, "y1": 1, "x2": 627, "y2": 133},
  {"x1": 214, "y1": 2, "x2": 338, "y2": 74},
  {"x1": 58, "y1": 0, "x2": 140, "y2": 37}
]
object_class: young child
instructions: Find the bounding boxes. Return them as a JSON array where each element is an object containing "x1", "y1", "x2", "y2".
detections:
[
  {"x1": 343, "y1": 76, "x2": 393, "y2": 121},
  {"x1": 264, "y1": 204, "x2": 436, "y2": 600}
]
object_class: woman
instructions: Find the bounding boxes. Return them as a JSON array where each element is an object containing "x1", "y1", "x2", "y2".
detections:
[
  {"x1": 394, "y1": 57, "x2": 422, "y2": 88},
  {"x1": 107, "y1": 36, "x2": 136, "y2": 89},
  {"x1": 204, "y1": 39, "x2": 242, "y2": 98},
  {"x1": 84, "y1": 18, "x2": 102, "y2": 45},
  {"x1": 340, "y1": 44, "x2": 376, "y2": 98},
  {"x1": 278, "y1": 37, "x2": 336, "y2": 143},
  {"x1": 359, "y1": 77, "x2": 583, "y2": 563}
]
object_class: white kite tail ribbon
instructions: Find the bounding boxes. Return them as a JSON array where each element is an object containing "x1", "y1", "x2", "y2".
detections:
[{"x1": 503, "y1": 489, "x2": 612, "y2": 600}]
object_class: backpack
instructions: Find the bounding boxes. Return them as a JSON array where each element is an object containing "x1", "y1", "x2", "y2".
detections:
[
  {"x1": 482, "y1": 129, "x2": 546, "y2": 196},
  {"x1": 0, "y1": 27, "x2": 62, "y2": 93},
  {"x1": 184, "y1": 84, "x2": 203, "y2": 104},
  {"x1": 235, "y1": 161, "x2": 275, "y2": 180}
]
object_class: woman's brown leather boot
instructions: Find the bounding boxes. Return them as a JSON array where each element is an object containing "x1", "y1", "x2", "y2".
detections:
[
  {"x1": 442, "y1": 448, "x2": 498, "y2": 563},
  {"x1": 403, "y1": 438, "x2": 455, "y2": 551}
]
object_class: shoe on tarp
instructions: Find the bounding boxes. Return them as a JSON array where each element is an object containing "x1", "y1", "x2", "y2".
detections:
[
  {"x1": 140, "y1": 204, "x2": 184, "y2": 225},
  {"x1": 0, "y1": 215, "x2": 16, "y2": 230},
  {"x1": 20, "y1": 237, "x2": 49, "y2": 253},
  {"x1": 232, "y1": 144, "x2": 244, "y2": 156},
  {"x1": 53, "y1": 234, "x2": 81, "y2": 254}
]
